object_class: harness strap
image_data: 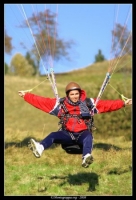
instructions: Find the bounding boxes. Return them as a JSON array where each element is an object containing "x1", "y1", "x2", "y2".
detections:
[
  {"x1": 58, "y1": 114, "x2": 81, "y2": 128},
  {"x1": 69, "y1": 132, "x2": 76, "y2": 140},
  {"x1": 68, "y1": 131, "x2": 84, "y2": 142},
  {"x1": 58, "y1": 97, "x2": 96, "y2": 132},
  {"x1": 60, "y1": 100, "x2": 69, "y2": 113}
]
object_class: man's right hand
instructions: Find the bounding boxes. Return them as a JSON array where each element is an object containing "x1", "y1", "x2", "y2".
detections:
[{"x1": 18, "y1": 91, "x2": 26, "y2": 98}]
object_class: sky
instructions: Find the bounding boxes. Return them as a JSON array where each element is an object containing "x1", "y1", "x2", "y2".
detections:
[{"x1": 4, "y1": 4, "x2": 132, "y2": 74}]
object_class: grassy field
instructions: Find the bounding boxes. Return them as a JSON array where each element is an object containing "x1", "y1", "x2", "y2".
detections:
[{"x1": 4, "y1": 57, "x2": 132, "y2": 196}]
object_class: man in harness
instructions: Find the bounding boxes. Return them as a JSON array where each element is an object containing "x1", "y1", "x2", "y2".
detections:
[{"x1": 18, "y1": 82, "x2": 132, "y2": 168}]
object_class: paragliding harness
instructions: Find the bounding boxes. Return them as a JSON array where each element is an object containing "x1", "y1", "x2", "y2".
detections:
[{"x1": 58, "y1": 97, "x2": 96, "y2": 154}]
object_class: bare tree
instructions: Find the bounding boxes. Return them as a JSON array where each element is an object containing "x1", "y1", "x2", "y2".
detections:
[
  {"x1": 4, "y1": 30, "x2": 13, "y2": 54},
  {"x1": 19, "y1": 9, "x2": 75, "y2": 74},
  {"x1": 111, "y1": 23, "x2": 132, "y2": 58}
]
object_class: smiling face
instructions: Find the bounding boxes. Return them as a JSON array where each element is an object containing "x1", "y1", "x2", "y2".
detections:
[{"x1": 68, "y1": 90, "x2": 80, "y2": 103}]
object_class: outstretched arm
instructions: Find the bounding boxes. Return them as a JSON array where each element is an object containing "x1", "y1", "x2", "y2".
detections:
[
  {"x1": 95, "y1": 98, "x2": 132, "y2": 113},
  {"x1": 18, "y1": 90, "x2": 57, "y2": 113}
]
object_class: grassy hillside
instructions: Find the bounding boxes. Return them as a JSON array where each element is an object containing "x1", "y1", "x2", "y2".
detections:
[{"x1": 4, "y1": 57, "x2": 132, "y2": 196}]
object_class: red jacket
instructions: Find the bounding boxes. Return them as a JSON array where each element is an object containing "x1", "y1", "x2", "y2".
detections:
[{"x1": 24, "y1": 90, "x2": 125, "y2": 132}]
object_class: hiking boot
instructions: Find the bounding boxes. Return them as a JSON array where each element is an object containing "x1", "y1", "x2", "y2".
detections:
[
  {"x1": 82, "y1": 153, "x2": 93, "y2": 168},
  {"x1": 28, "y1": 138, "x2": 44, "y2": 158}
]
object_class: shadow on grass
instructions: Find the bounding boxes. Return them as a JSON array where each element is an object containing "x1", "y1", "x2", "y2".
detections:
[
  {"x1": 5, "y1": 137, "x2": 37, "y2": 149},
  {"x1": 93, "y1": 143, "x2": 132, "y2": 151},
  {"x1": 50, "y1": 172, "x2": 99, "y2": 192},
  {"x1": 4, "y1": 136, "x2": 59, "y2": 149},
  {"x1": 5, "y1": 137, "x2": 131, "y2": 152},
  {"x1": 108, "y1": 166, "x2": 132, "y2": 175},
  {"x1": 93, "y1": 143, "x2": 122, "y2": 151}
]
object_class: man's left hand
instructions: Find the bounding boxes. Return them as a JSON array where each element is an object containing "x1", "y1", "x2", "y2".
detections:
[{"x1": 125, "y1": 99, "x2": 132, "y2": 106}]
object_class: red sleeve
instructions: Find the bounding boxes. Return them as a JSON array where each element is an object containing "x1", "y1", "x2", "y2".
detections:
[
  {"x1": 96, "y1": 99, "x2": 125, "y2": 113},
  {"x1": 24, "y1": 93, "x2": 56, "y2": 113}
]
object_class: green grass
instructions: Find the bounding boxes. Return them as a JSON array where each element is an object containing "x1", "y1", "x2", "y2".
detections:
[
  {"x1": 4, "y1": 138, "x2": 132, "y2": 195},
  {"x1": 4, "y1": 57, "x2": 132, "y2": 196}
]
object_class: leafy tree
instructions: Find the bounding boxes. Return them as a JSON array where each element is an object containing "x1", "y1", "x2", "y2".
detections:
[
  {"x1": 111, "y1": 23, "x2": 132, "y2": 57},
  {"x1": 10, "y1": 53, "x2": 35, "y2": 76},
  {"x1": 19, "y1": 9, "x2": 75, "y2": 74},
  {"x1": 25, "y1": 52, "x2": 38, "y2": 76},
  {"x1": 4, "y1": 62, "x2": 9, "y2": 74},
  {"x1": 4, "y1": 30, "x2": 13, "y2": 54},
  {"x1": 94, "y1": 49, "x2": 105, "y2": 63}
]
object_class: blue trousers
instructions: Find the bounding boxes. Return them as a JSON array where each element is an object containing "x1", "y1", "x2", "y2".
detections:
[{"x1": 40, "y1": 130, "x2": 93, "y2": 157}]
